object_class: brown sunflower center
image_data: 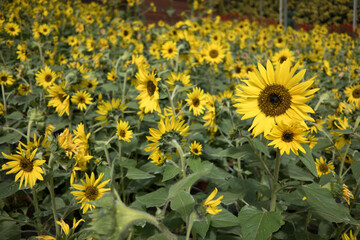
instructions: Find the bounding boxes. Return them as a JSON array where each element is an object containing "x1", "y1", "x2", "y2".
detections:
[
  {"x1": 235, "y1": 66, "x2": 241, "y2": 73},
  {"x1": 119, "y1": 129, "x2": 126, "y2": 138},
  {"x1": 209, "y1": 49, "x2": 219, "y2": 59},
  {"x1": 168, "y1": 48, "x2": 173, "y2": 54},
  {"x1": 281, "y1": 131, "x2": 294, "y2": 142},
  {"x1": 193, "y1": 148, "x2": 199, "y2": 153},
  {"x1": 78, "y1": 96, "x2": 85, "y2": 103},
  {"x1": 352, "y1": 88, "x2": 360, "y2": 99},
  {"x1": 319, "y1": 163, "x2": 328, "y2": 173},
  {"x1": 279, "y1": 56, "x2": 287, "y2": 64},
  {"x1": 58, "y1": 93, "x2": 68, "y2": 103},
  {"x1": 20, "y1": 157, "x2": 34, "y2": 172},
  {"x1": 192, "y1": 97, "x2": 200, "y2": 107},
  {"x1": 258, "y1": 84, "x2": 291, "y2": 117},
  {"x1": 124, "y1": 30, "x2": 129, "y2": 36},
  {"x1": 1, "y1": 76, "x2": 7, "y2": 83},
  {"x1": 147, "y1": 80, "x2": 156, "y2": 96},
  {"x1": 85, "y1": 186, "x2": 99, "y2": 201},
  {"x1": 45, "y1": 74, "x2": 53, "y2": 82},
  {"x1": 9, "y1": 27, "x2": 15, "y2": 32},
  {"x1": 278, "y1": 38, "x2": 283, "y2": 43}
]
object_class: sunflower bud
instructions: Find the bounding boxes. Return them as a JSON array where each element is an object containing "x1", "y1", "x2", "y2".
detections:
[{"x1": 28, "y1": 108, "x2": 45, "y2": 122}]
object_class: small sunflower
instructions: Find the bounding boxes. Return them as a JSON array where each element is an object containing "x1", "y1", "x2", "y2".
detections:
[
  {"x1": 265, "y1": 121, "x2": 308, "y2": 155},
  {"x1": 190, "y1": 141, "x2": 202, "y2": 156},
  {"x1": 344, "y1": 84, "x2": 360, "y2": 108},
  {"x1": 234, "y1": 60, "x2": 318, "y2": 137},
  {"x1": 5, "y1": 22, "x2": 21, "y2": 36},
  {"x1": 186, "y1": 87, "x2": 207, "y2": 116},
  {"x1": 107, "y1": 69, "x2": 116, "y2": 81},
  {"x1": 71, "y1": 172, "x2": 110, "y2": 213},
  {"x1": 38, "y1": 24, "x2": 51, "y2": 36},
  {"x1": 116, "y1": 120, "x2": 133, "y2": 142},
  {"x1": 272, "y1": 48, "x2": 295, "y2": 66},
  {"x1": 342, "y1": 184, "x2": 354, "y2": 205},
  {"x1": 203, "y1": 42, "x2": 225, "y2": 65},
  {"x1": 46, "y1": 83, "x2": 70, "y2": 117},
  {"x1": 95, "y1": 98, "x2": 127, "y2": 124},
  {"x1": 2, "y1": 145, "x2": 46, "y2": 189},
  {"x1": 161, "y1": 41, "x2": 178, "y2": 60},
  {"x1": 135, "y1": 70, "x2": 161, "y2": 114},
  {"x1": 16, "y1": 44, "x2": 29, "y2": 62},
  {"x1": 203, "y1": 188, "x2": 223, "y2": 215},
  {"x1": 58, "y1": 128, "x2": 79, "y2": 159},
  {"x1": 315, "y1": 157, "x2": 335, "y2": 177},
  {"x1": 17, "y1": 84, "x2": 32, "y2": 95},
  {"x1": 35, "y1": 66, "x2": 57, "y2": 89},
  {"x1": 0, "y1": 72, "x2": 15, "y2": 86},
  {"x1": 71, "y1": 90, "x2": 93, "y2": 111}
]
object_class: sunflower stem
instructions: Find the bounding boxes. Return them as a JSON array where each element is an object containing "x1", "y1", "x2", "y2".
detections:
[
  {"x1": 165, "y1": 84, "x2": 177, "y2": 117},
  {"x1": 185, "y1": 212, "x2": 197, "y2": 240},
  {"x1": 339, "y1": 143, "x2": 350, "y2": 179},
  {"x1": 121, "y1": 72, "x2": 127, "y2": 107},
  {"x1": 32, "y1": 188, "x2": 41, "y2": 230},
  {"x1": 118, "y1": 140, "x2": 126, "y2": 203},
  {"x1": 0, "y1": 51, "x2": 6, "y2": 66},
  {"x1": 104, "y1": 144, "x2": 114, "y2": 191},
  {"x1": 27, "y1": 120, "x2": 33, "y2": 143},
  {"x1": 34, "y1": 42, "x2": 44, "y2": 64},
  {"x1": 270, "y1": 149, "x2": 282, "y2": 212},
  {"x1": 47, "y1": 177, "x2": 60, "y2": 236},
  {"x1": 171, "y1": 139, "x2": 186, "y2": 179}
]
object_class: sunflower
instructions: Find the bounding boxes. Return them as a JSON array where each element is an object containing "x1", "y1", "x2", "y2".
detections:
[
  {"x1": 2, "y1": 145, "x2": 45, "y2": 189},
  {"x1": 234, "y1": 60, "x2": 318, "y2": 137},
  {"x1": 265, "y1": 120, "x2": 308, "y2": 155},
  {"x1": 17, "y1": 83, "x2": 31, "y2": 95},
  {"x1": 165, "y1": 72, "x2": 191, "y2": 91},
  {"x1": 71, "y1": 90, "x2": 93, "y2": 111},
  {"x1": 116, "y1": 120, "x2": 133, "y2": 142},
  {"x1": 95, "y1": 98, "x2": 127, "y2": 124},
  {"x1": 272, "y1": 48, "x2": 295, "y2": 66},
  {"x1": 35, "y1": 66, "x2": 57, "y2": 89},
  {"x1": 5, "y1": 22, "x2": 21, "y2": 36},
  {"x1": 190, "y1": 141, "x2": 202, "y2": 156},
  {"x1": 203, "y1": 42, "x2": 225, "y2": 65},
  {"x1": 341, "y1": 230, "x2": 356, "y2": 240},
  {"x1": 16, "y1": 44, "x2": 29, "y2": 62},
  {"x1": 342, "y1": 184, "x2": 354, "y2": 205},
  {"x1": 71, "y1": 172, "x2": 110, "y2": 213},
  {"x1": 344, "y1": 84, "x2": 360, "y2": 108},
  {"x1": 135, "y1": 70, "x2": 161, "y2": 114},
  {"x1": 107, "y1": 69, "x2": 116, "y2": 81},
  {"x1": 203, "y1": 188, "x2": 223, "y2": 215},
  {"x1": 46, "y1": 83, "x2": 70, "y2": 117},
  {"x1": 231, "y1": 61, "x2": 244, "y2": 79},
  {"x1": 161, "y1": 41, "x2": 178, "y2": 60},
  {"x1": 58, "y1": 128, "x2": 79, "y2": 159},
  {"x1": 315, "y1": 157, "x2": 334, "y2": 177},
  {"x1": 38, "y1": 24, "x2": 51, "y2": 36},
  {"x1": 145, "y1": 116, "x2": 189, "y2": 157},
  {"x1": 186, "y1": 87, "x2": 207, "y2": 116},
  {"x1": 0, "y1": 72, "x2": 15, "y2": 86}
]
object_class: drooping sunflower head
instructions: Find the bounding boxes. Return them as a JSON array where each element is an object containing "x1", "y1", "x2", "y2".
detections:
[{"x1": 234, "y1": 60, "x2": 318, "y2": 137}]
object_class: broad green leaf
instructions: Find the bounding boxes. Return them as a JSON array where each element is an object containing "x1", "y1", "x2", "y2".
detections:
[
  {"x1": 284, "y1": 163, "x2": 314, "y2": 181},
  {"x1": 162, "y1": 165, "x2": 181, "y2": 182},
  {"x1": 0, "y1": 132, "x2": 23, "y2": 144},
  {"x1": 126, "y1": 168, "x2": 155, "y2": 180},
  {"x1": 168, "y1": 162, "x2": 212, "y2": 198},
  {"x1": 0, "y1": 181, "x2": 19, "y2": 199},
  {"x1": 210, "y1": 208, "x2": 240, "y2": 227},
  {"x1": 0, "y1": 219, "x2": 21, "y2": 240},
  {"x1": 193, "y1": 216, "x2": 210, "y2": 239},
  {"x1": 55, "y1": 197, "x2": 65, "y2": 209},
  {"x1": 301, "y1": 184, "x2": 359, "y2": 224},
  {"x1": 351, "y1": 161, "x2": 360, "y2": 184},
  {"x1": 7, "y1": 111, "x2": 23, "y2": 120},
  {"x1": 137, "y1": 188, "x2": 168, "y2": 208},
  {"x1": 252, "y1": 138, "x2": 269, "y2": 156},
  {"x1": 299, "y1": 145, "x2": 318, "y2": 177},
  {"x1": 187, "y1": 157, "x2": 201, "y2": 172},
  {"x1": 170, "y1": 190, "x2": 195, "y2": 218},
  {"x1": 238, "y1": 206, "x2": 284, "y2": 240},
  {"x1": 211, "y1": 146, "x2": 251, "y2": 159}
]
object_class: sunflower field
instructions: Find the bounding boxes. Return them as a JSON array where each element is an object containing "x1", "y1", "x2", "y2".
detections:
[{"x1": 1, "y1": 0, "x2": 360, "y2": 239}]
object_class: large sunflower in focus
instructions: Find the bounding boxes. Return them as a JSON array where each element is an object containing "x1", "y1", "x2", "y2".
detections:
[
  {"x1": 135, "y1": 70, "x2": 161, "y2": 113},
  {"x1": 234, "y1": 60, "x2": 318, "y2": 137}
]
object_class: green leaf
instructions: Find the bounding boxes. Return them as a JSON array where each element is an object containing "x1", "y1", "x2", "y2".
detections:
[
  {"x1": 193, "y1": 216, "x2": 210, "y2": 238},
  {"x1": 0, "y1": 181, "x2": 19, "y2": 199},
  {"x1": 211, "y1": 146, "x2": 251, "y2": 159},
  {"x1": 137, "y1": 188, "x2": 168, "y2": 208},
  {"x1": 301, "y1": 184, "x2": 359, "y2": 224},
  {"x1": 351, "y1": 161, "x2": 360, "y2": 184},
  {"x1": 299, "y1": 145, "x2": 318, "y2": 177},
  {"x1": 170, "y1": 190, "x2": 195, "y2": 218},
  {"x1": 126, "y1": 168, "x2": 155, "y2": 180},
  {"x1": 7, "y1": 111, "x2": 23, "y2": 120},
  {"x1": 238, "y1": 206, "x2": 284, "y2": 240},
  {"x1": 252, "y1": 138, "x2": 269, "y2": 156},
  {"x1": 0, "y1": 132, "x2": 22, "y2": 144},
  {"x1": 162, "y1": 165, "x2": 181, "y2": 182},
  {"x1": 210, "y1": 208, "x2": 240, "y2": 227},
  {"x1": 187, "y1": 157, "x2": 201, "y2": 172},
  {"x1": 168, "y1": 163, "x2": 213, "y2": 198},
  {"x1": 284, "y1": 163, "x2": 314, "y2": 181},
  {"x1": 0, "y1": 219, "x2": 21, "y2": 240}
]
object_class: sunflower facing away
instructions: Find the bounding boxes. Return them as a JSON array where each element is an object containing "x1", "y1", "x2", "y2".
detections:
[
  {"x1": 265, "y1": 120, "x2": 308, "y2": 155},
  {"x1": 2, "y1": 145, "x2": 46, "y2": 189},
  {"x1": 35, "y1": 66, "x2": 57, "y2": 89},
  {"x1": 234, "y1": 60, "x2": 318, "y2": 137},
  {"x1": 135, "y1": 70, "x2": 161, "y2": 113},
  {"x1": 95, "y1": 98, "x2": 127, "y2": 124},
  {"x1": 116, "y1": 120, "x2": 133, "y2": 142},
  {"x1": 71, "y1": 172, "x2": 110, "y2": 213},
  {"x1": 315, "y1": 157, "x2": 335, "y2": 177}
]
